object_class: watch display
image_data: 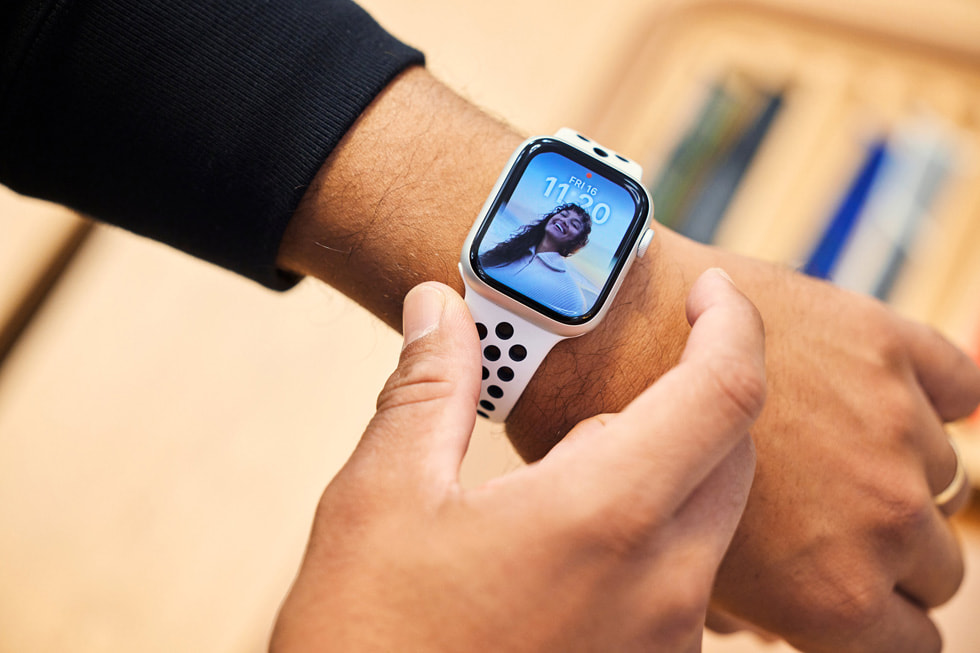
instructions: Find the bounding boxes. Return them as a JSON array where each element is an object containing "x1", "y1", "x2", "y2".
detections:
[{"x1": 469, "y1": 140, "x2": 649, "y2": 324}]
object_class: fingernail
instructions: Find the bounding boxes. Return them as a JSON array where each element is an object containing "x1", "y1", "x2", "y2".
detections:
[
  {"x1": 403, "y1": 284, "x2": 445, "y2": 347},
  {"x1": 710, "y1": 267, "x2": 735, "y2": 285}
]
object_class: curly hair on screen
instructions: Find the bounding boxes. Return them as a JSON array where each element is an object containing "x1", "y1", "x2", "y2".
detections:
[{"x1": 480, "y1": 203, "x2": 592, "y2": 268}]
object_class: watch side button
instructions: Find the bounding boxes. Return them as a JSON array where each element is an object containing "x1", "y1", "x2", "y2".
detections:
[{"x1": 636, "y1": 229, "x2": 655, "y2": 259}]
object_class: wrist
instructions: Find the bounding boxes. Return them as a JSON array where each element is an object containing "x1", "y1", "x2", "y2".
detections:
[
  {"x1": 277, "y1": 66, "x2": 698, "y2": 458},
  {"x1": 508, "y1": 227, "x2": 701, "y2": 460}
]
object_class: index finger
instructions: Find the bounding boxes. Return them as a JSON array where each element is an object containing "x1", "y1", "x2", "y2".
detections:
[{"x1": 558, "y1": 268, "x2": 767, "y2": 514}]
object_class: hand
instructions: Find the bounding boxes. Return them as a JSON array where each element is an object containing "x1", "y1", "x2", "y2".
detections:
[
  {"x1": 277, "y1": 69, "x2": 980, "y2": 652},
  {"x1": 270, "y1": 270, "x2": 766, "y2": 653},
  {"x1": 508, "y1": 231, "x2": 980, "y2": 652},
  {"x1": 706, "y1": 249, "x2": 980, "y2": 652}
]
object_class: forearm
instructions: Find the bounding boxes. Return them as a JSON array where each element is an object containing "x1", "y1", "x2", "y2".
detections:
[
  {"x1": 276, "y1": 67, "x2": 698, "y2": 459},
  {"x1": 278, "y1": 67, "x2": 521, "y2": 328}
]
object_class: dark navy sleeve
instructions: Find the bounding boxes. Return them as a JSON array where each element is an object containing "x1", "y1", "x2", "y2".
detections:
[{"x1": 0, "y1": 0, "x2": 424, "y2": 289}]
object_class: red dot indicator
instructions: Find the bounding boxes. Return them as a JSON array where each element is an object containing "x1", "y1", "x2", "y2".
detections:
[{"x1": 586, "y1": 173, "x2": 592, "y2": 178}]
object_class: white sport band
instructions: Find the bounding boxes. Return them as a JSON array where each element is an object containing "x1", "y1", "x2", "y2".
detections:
[{"x1": 463, "y1": 277, "x2": 565, "y2": 421}]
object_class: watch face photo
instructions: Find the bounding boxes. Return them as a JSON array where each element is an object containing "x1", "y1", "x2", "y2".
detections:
[{"x1": 471, "y1": 140, "x2": 649, "y2": 324}]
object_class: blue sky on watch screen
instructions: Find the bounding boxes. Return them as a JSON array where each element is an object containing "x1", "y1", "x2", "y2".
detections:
[{"x1": 476, "y1": 151, "x2": 640, "y2": 318}]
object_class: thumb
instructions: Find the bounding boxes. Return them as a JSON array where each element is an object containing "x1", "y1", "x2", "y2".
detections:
[
  {"x1": 546, "y1": 268, "x2": 766, "y2": 515},
  {"x1": 351, "y1": 282, "x2": 482, "y2": 490}
]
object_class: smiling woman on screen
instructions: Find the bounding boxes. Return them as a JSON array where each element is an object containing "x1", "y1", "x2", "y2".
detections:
[{"x1": 479, "y1": 203, "x2": 593, "y2": 316}]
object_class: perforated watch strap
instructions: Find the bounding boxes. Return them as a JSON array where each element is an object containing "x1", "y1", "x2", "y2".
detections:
[{"x1": 462, "y1": 281, "x2": 564, "y2": 422}]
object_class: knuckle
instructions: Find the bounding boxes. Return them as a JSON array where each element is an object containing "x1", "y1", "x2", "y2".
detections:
[
  {"x1": 705, "y1": 353, "x2": 768, "y2": 425},
  {"x1": 647, "y1": 582, "x2": 712, "y2": 643},
  {"x1": 634, "y1": 560, "x2": 718, "y2": 647},
  {"x1": 310, "y1": 483, "x2": 372, "y2": 548},
  {"x1": 375, "y1": 349, "x2": 457, "y2": 413},
  {"x1": 874, "y1": 388, "x2": 919, "y2": 445},
  {"x1": 812, "y1": 575, "x2": 890, "y2": 637},
  {"x1": 867, "y1": 316, "x2": 913, "y2": 375},
  {"x1": 914, "y1": 323, "x2": 953, "y2": 359},
  {"x1": 874, "y1": 486, "x2": 933, "y2": 547},
  {"x1": 935, "y1": 555, "x2": 966, "y2": 607},
  {"x1": 833, "y1": 593, "x2": 887, "y2": 638},
  {"x1": 856, "y1": 369, "x2": 919, "y2": 446}
]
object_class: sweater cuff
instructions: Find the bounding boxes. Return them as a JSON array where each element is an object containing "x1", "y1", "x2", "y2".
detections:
[{"x1": 0, "y1": 0, "x2": 424, "y2": 289}]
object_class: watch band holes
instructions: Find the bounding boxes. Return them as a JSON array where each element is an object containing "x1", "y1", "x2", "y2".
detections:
[{"x1": 495, "y1": 322, "x2": 514, "y2": 340}]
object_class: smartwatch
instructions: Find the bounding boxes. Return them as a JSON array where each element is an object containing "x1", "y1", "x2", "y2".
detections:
[{"x1": 459, "y1": 128, "x2": 654, "y2": 422}]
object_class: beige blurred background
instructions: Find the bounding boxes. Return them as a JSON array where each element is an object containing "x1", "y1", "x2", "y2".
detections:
[{"x1": 2, "y1": 0, "x2": 980, "y2": 651}]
